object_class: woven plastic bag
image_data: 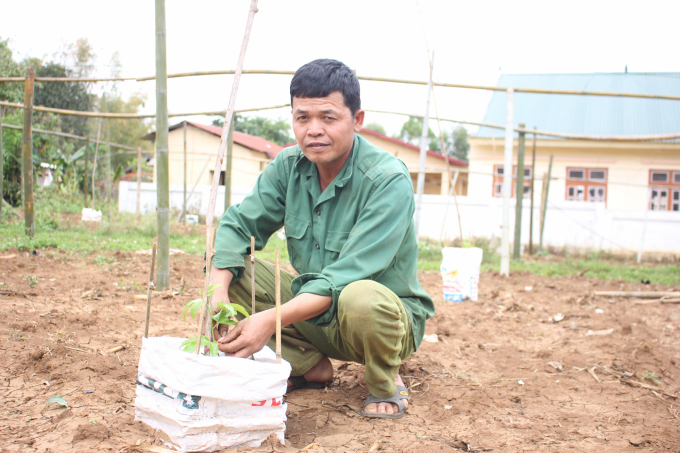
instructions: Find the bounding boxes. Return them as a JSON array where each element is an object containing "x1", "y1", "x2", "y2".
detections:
[
  {"x1": 135, "y1": 337, "x2": 291, "y2": 451},
  {"x1": 441, "y1": 247, "x2": 483, "y2": 302}
]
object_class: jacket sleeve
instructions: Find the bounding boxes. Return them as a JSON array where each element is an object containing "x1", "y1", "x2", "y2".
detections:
[
  {"x1": 291, "y1": 173, "x2": 414, "y2": 326},
  {"x1": 212, "y1": 152, "x2": 289, "y2": 281}
]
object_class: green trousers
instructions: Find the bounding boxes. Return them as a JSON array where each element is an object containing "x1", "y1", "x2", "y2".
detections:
[{"x1": 227, "y1": 257, "x2": 415, "y2": 398}]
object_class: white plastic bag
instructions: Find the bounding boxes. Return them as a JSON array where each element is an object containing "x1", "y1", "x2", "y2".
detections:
[
  {"x1": 441, "y1": 247, "x2": 483, "y2": 302},
  {"x1": 135, "y1": 337, "x2": 291, "y2": 451},
  {"x1": 81, "y1": 207, "x2": 102, "y2": 222}
]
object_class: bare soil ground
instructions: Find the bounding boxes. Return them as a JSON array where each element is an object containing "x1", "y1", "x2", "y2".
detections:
[{"x1": 1, "y1": 250, "x2": 679, "y2": 452}]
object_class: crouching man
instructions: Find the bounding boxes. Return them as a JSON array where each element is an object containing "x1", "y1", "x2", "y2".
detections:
[{"x1": 210, "y1": 59, "x2": 434, "y2": 419}]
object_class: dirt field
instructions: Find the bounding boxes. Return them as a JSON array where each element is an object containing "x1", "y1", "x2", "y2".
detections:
[{"x1": 1, "y1": 249, "x2": 679, "y2": 452}]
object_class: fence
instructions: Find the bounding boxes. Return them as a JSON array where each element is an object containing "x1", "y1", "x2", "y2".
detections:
[{"x1": 118, "y1": 181, "x2": 680, "y2": 254}]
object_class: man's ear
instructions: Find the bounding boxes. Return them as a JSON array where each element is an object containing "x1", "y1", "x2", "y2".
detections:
[{"x1": 353, "y1": 109, "x2": 365, "y2": 132}]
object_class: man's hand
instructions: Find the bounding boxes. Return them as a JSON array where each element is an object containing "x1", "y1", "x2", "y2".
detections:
[
  {"x1": 217, "y1": 310, "x2": 275, "y2": 358},
  {"x1": 210, "y1": 285, "x2": 231, "y2": 339}
]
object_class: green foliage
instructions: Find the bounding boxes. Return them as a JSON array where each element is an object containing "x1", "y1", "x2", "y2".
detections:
[
  {"x1": 23, "y1": 276, "x2": 39, "y2": 288},
  {"x1": 47, "y1": 395, "x2": 68, "y2": 407},
  {"x1": 212, "y1": 301, "x2": 249, "y2": 325},
  {"x1": 451, "y1": 126, "x2": 469, "y2": 162},
  {"x1": 180, "y1": 335, "x2": 219, "y2": 357},
  {"x1": 643, "y1": 371, "x2": 660, "y2": 384},
  {"x1": 0, "y1": 38, "x2": 24, "y2": 103},
  {"x1": 364, "y1": 122, "x2": 386, "y2": 135},
  {"x1": 395, "y1": 116, "x2": 439, "y2": 151},
  {"x1": 212, "y1": 113, "x2": 293, "y2": 146}
]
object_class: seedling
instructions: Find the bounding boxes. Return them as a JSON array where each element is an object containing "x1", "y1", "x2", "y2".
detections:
[
  {"x1": 643, "y1": 371, "x2": 660, "y2": 384},
  {"x1": 180, "y1": 284, "x2": 249, "y2": 356},
  {"x1": 23, "y1": 276, "x2": 39, "y2": 288},
  {"x1": 41, "y1": 395, "x2": 68, "y2": 414}
]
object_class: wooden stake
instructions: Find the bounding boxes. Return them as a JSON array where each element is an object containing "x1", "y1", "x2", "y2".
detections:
[
  {"x1": 513, "y1": 123, "x2": 526, "y2": 260},
  {"x1": 537, "y1": 155, "x2": 553, "y2": 254},
  {"x1": 250, "y1": 236, "x2": 256, "y2": 315},
  {"x1": 275, "y1": 250, "x2": 281, "y2": 364},
  {"x1": 136, "y1": 147, "x2": 142, "y2": 216},
  {"x1": 528, "y1": 128, "x2": 536, "y2": 255},
  {"x1": 144, "y1": 237, "x2": 158, "y2": 338},
  {"x1": 83, "y1": 136, "x2": 90, "y2": 207},
  {"x1": 594, "y1": 291, "x2": 680, "y2": 299},
  {"x1": 224, "y1": 117, "x2": 234, "y2": 213},
  {"x1": 183, "y1": 121, "x2": 187, "y2": 223},
  {"x1": 0, "y1": 105, "x2": 3, "y2": 224},
  {"x1": 91, "y1": 119, "x2": 102, "y2": 210},
  {"x1": 21, "y1": 69, "x2": 35, "y2": 237},
  {"x1": 195, "y1": 226, "x2": 216, "y2": 353}
]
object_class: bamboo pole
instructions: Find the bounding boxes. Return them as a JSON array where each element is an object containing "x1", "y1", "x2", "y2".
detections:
[
  {"x1": 500, "y1": 88, "x2": 514, "y2": 277},
  {"x1": 414, "y1": 51, "x2": 434, "y2": 236},
  {"x1": 22, "y1": 69, "x2": 35, "y2": 237},
  {"x1": 538, "y1": 155, "x2": 553, "y2": 254},
  {"x1": 155, "y1": 0, "x2": 170, "y2": 291},
  {"x1": 594, "y1": 291, "x2": 680, "y2": 299},
  {"x1": 183, "y1": 121, "x2": 187, "y2": 223},
  {"x1": 250, "y1": 236, "x2": 256, "y2": 315},
  {"x1": 0, "y1": 106, "x2": 3, "y2": 224},
  {"x1": 195, "y1": 226, "x2": 216, "y2": 353},
  {"x1": 0, "y1": 100, "x2": 290, "y2": 120},
  {"x1": 91, "y1": 119, "x2": 102, "y2": 210},
  {"x1": 144, "y1": 237, "x2": 158, "y2": 338},
  {"x1": 275, "y1": 250, "x2": 281, "y2": 365},
  {"x1": 528, "y1": 128, "x2": 536, "y2": 255},
  {"x1": 224, "y1": 116, "x2": 234, "y2": 213},
  {"x1": 3, "y1": 71, "x2": 680, "y2": 102},
  {"x1": 0, "y1": 122, "x2": 137, "y2": 150},
  {"x1": 137, "y1": 147, "x2": 142, "y2": 216},
  {"x1": 513, "y1": 123, "x2": 526, "y2": 260},
  {"x1": 84, "y1": 136, "x2": 90, "y2": 207},
  {"x1": 194, "y1": 0, "x2": 259, "y2": 354},
  {"x1": 105, "y1": 117, "x2": 112, "y2": 201}
]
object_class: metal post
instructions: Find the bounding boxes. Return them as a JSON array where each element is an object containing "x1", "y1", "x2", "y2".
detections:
[
  {"x1": 528, "y1": 128, "x2": 536, "y2": 255},
  {"x1": 414, "y1": 51, "x2": 434, "y2": 236},
  {"x1": 513, "y1": 123, "x2": 526, "y2": 260},
  {"x1": 137, "y1": 147, "x2": 142, "y2": 216},
  {"x1": 183, "y1": 121, "x2": 187, "y2": 223},
  {"x1": 155, "y1": 0, "x2": 170, "y2": 290},
  {"x1": 500, "y1": 88, "x2": 514, "y2": 276},
  {"x1": 22, "y1": 69, "x2": 35, "y2": 237},
  {"x1": 83, "y1": 136, "x2": 90, "y2": 207},
  {"x1": 224, "y1": 116, "x2": 234, "y2": 213},
  {"x1": 538, "y1": 155, "x2": 553, "y2": 254},
  {"x1": 0, "y1": 106, "x2": 3, "y2": 223}
]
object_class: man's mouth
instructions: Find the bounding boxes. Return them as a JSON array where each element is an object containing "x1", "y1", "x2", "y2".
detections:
[{"x1": 306, "y1": 142, "x2": 330, "y2": 151}]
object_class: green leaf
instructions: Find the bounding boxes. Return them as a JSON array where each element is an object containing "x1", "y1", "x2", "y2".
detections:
[
  {"x1": 182, "y1": 298, "x2": 203, "y2": 322},
  {"x1": 180, "y1": 336, "x2": 214, "y2": 355},
  {"x1": 230, "y1": 303, "x2": 250, "y2": 319},
  {"x1": 208, "y1": 341, "x2": 219, "y2": 357},
  {"x1": 48, "y1": 395, "x2": 68, "y2": 407}
]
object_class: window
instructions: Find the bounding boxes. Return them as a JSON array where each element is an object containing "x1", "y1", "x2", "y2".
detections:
[
  {"x1": 566, "y1": 167, "x2": 607, "y2": 204},
  {"x1": 492, "y1": 164, "x2": 533, "y2": 198},
  {"x1": 568, "y1": 169, "x2": 586, "y2": 180},
  {"x1": 648, "y1": 169, "x2": 680, "y2": 211}
]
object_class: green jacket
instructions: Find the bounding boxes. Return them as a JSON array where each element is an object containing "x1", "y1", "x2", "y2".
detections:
[{"x1": 214, "y1": 133, "x2": 434, "y2": 349}]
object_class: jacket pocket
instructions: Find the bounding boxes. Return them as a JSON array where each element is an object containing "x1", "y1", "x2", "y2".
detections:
[
  {"x1": 284, "y1": 212, "x2": 309, "y2": 272},
  {"x1": 325, "y1": 230, "x2": 350, "y2": 262}
]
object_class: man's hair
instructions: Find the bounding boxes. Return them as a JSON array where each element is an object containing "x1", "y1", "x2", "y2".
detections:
[{"x1": 290, "y1": 59, "x2": 361, "y2": 115}]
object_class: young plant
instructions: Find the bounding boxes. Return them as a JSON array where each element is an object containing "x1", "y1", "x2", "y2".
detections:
[{"x1": 180, "y1": 284, "x2": 249, "y2": 356}]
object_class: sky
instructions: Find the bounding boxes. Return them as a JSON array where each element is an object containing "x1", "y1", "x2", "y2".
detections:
[{"x1": 2, "y1": 0, "x2": 679, "y2": 137}]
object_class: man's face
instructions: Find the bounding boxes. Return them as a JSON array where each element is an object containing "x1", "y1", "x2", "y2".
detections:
[{"x1": 292, "y1": 91, "x2": 364, "y2": 166}]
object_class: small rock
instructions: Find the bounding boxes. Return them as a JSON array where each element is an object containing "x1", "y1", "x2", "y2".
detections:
[
  {"x1": 668, "y1": 315, "x2": 676, "y2": 322},
  {"x1": 423, "y1": 334, "x2": 439, "y2": 343},
  {"x1": 595, "y1": 308, "x2": 604, "y2": 314},
  {"x1": 586, "y1": 328, "x2": 614, "y2": 336},
  {"x1": 518, "y1": 379, "x2": 524, "y2": 385},
  {"x1": 569, "y1": 322, "x2": 579, "y2": 330}
]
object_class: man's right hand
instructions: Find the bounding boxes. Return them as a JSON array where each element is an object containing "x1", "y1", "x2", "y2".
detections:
[{"x1": 210, "y1": 285, "x2": 231, "y2": 339}]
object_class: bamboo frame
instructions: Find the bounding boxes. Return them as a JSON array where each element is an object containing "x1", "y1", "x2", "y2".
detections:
[
  {"x1": 0, "y1": 100, "x2": 289, "y2": 120},
  {"x1": 195, "y1": 0, "x2": 259, "y2": 355},
  {"x1": 91, "y1": 119, "x2": 102, "y2": 209},
  {"x1": 0, "y1": 123, "x2": 138, "y2": 151},
  {"x1": 275, "y1": 250, "x2": 281, "y2": 365},
  {"x1": 2, "y1": 70, "x2": 679, "y2": 102},
  {"x1": 144, "y1": 237, "x2": 158, "y2": 338},
  {"x1": 22, "y1": 69, "x2": 35, "y2": 237},
  {"x1": 250, "y1": 236, "x2": 256, "y2": 315}
]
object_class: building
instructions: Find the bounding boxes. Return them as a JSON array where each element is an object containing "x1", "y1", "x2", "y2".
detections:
[
  {"x1": 143, "y1": 121, "x2": 283, "y2": 192},
  {"x1": 358, "y1": 128, "x2": 468, "y2": 196},
  {"x1": 468, "y1": 73, "x2": 680, "y2": 212}
]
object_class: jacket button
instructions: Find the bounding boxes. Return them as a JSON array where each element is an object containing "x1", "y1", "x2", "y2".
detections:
[
  {"x1": 316, "y1": 244, "x2": 320, "y2": 250},
  {"x1": 316, "y1": 211, "x2": 321, "y2": 216}
]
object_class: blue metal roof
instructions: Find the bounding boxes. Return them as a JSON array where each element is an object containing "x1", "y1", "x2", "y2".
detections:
[{"x1": 475, "y1": 73, "x2": 680, "y2": 140}]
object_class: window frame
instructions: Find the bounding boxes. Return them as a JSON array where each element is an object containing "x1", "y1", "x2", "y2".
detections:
[
  {"x1": 588, "y1": 168, "x2": 607, "y2": 182},
  {"x1": 567, "y1": 168, "x2": 586, "y2": 180}
]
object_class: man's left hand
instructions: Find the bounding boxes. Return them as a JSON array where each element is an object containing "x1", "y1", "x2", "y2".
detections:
[{"x1": 217, "y1": 310, "x2": 275, "y2": 358}]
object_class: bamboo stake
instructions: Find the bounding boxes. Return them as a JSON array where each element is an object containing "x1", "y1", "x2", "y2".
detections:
[
  {"x1": 250, "y1": 236, "x2": 256, "y2": 315},
  {"x1": 136, "y1": 147, "x2": 142, "y2": 216},
  {"x1": 195, "y1": 226, "x2": 217, "y2": 353},
  {"x1": 22, "y1": 69, "x2": 35, "y2": 237},
  {"x1": 0, "y1": 105, "x2": 3, "y2": 224},
  {"x1": 195, "y1": 0, "x2": 259, "y2": 355},
  {"x1": 224, "y1": 117, "x2": 234, "y2": 212},
  {"x1": 144, "y1": 237, "x2": 158, "y2": 338},
  {"x1": 0, "y1": 122, "x2": 137, "y2": 150},
  {"x1": 528, "y1": 128, "x2": 536, "y2": 255},
  {"x1": 594, "y1": 291, "x2": 680, "y2": 299},
  {"x1": 83, "y1": 136, "x2": 90, "y2": 207},
  {"x1": 513, "y1": 123, "x2": 526, "y2": 260},
  {"x1": 275, "y1": 250, "x2": 281, "y2": 365},
  {"x1": 537, "y1": 155, "x2": 553, "y2": 254},
  {"x1": 183, "y1": 121, "x2": 187, "y2": 223},
  {"x1": 91, "y1": 119, "x2": 102, "y2": 210}
]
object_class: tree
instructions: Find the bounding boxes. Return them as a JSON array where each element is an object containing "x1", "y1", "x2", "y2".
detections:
[
  {"x1": 450, "y1": 126, "x2": 469, "y2": 162},
  {"x1": 212, "y1": 114, "x2": 293, "y2": 145},
  {"x1": 364, "y1": 122, "x2": 386, "y2": 135},
  {"x1": 395, "y1": 116, "x2": 440, "y2": 151}
]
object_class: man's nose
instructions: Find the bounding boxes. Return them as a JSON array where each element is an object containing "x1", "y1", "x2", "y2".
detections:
[{"x1": 307, "y1": 118, "x2": 324, "y2": 137}]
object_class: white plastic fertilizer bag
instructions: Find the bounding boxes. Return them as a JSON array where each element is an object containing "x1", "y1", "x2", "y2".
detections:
[
  {"x1": 135, "y1": 337, "x2": 291, "y2": 452},
  {"x1": 441, "y1": 247, "x2": 483, "y2": 302}
]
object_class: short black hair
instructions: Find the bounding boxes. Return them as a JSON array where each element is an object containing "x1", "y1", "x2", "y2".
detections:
[{"x1": 290, "y1": 59, "x2": 361, "y2": 115}]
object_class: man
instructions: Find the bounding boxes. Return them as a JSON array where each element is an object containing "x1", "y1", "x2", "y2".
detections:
[{"x1": 211, "y1": 59, "x2": 434, "y2": 418}]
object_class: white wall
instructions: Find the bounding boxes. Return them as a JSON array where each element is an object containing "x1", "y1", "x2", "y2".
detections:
[{"x1": 119, "y1": 182, "x2": 680, "y2": 253}]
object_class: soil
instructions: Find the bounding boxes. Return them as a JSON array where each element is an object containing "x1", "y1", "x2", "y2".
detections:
[{"x1": 1, "y1": 249, "x2": 679, "y2": 452}]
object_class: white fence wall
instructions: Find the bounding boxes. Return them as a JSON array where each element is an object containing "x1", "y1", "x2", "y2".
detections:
[{"x1": 119, "y1": 182, "x2": 680, "y2": 253}]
